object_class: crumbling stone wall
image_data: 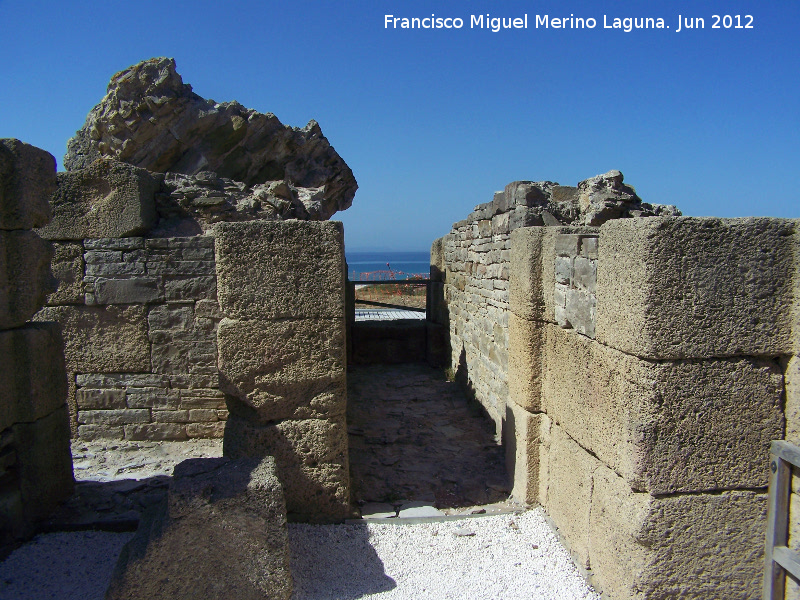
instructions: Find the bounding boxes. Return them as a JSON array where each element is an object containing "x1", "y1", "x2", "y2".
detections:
[
  {"x1": 434, "y1": 171, "x2": 672, "y2": 432},
  {"x1": 0, "y1": 139, "x2": 73, "y2": 548},
  {"x1": 503, "y1": 218, "x2": 796, "y2": 599}
]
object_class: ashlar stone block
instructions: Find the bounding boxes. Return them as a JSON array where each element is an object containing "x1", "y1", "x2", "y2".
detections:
[
  {"x1": 34, "y1": 304, "x2": 150, "y2": 373},
  {"x1": 106, "y1": 457, "x2": 291, "y2": 600},
  {"x1": 596, "y1": 217, "x2": 795, "y2": 359},
  {"x1": 46, "y1": 242, "x2": 84, "y2": 305},
  {"x1": 589, "y1": 464, "x2": 766, "y2": 600},
  {"x1": 0, "y1": 139, "x2": 56, "y2": 231},
  {"x1": 504, "y1": 402, "x2": 549, "y2": 505},
  {"x1": 13, "y1": 406, "x2": 74, "y2": 521},
  {"x1": 507, "y1": 313, "x2": 544, "y2": 412},
  {"x1": 542, "y1": 324, "x2": 784, "y2": 494},
  {"x1": 223, "y1": 415, "x2": 350, "y2": 522},
  {"x1": 217, "y1": 317, "x2": 346, "y2": 421},
  {"x1": 0, "y1": 230, "x2": 55, "y2": 329},
  {"x1": 37, "y1": 158, "x2": 157, "y2": 240},
  {"x1": 0, "y1": 323, "x2": 67, "y2": 432},
  {"x1": 215, "y1": 220, "x2": 345, "y2": 320}
]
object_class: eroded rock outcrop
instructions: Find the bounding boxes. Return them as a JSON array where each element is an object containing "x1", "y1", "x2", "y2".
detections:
[{"x1": 64, "y1": 57, "x2": 356, "y2": 221}]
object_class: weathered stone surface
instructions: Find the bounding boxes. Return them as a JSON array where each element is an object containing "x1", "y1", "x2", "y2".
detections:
[
  {"x1": 0, "y1": 139, "x2": 56, "y2": 230},
  {"x1": 13, "y1": 407, "x2": 74, "y2": 521},
  {"x1": 786, "y1": 355, "x2": 800, "y2": 446},
  {"x1": 0, "y1": 323, "x2": 67, "y2": 432},
  {"x1": 65, "y1": 58, "x2": 356, "y2": 220},
  {"x1": 224, "y1": 415, "x2": 350, "y2": 521},
  {"x1": 589, "y1": 464, "x2": 766, "y2": 600},
  {"x1": 578, "y1": 169, "x2": 680, "y2": 226},
  {"x1": 504, "y1": 402, "x2": 548, "y2": 505},
  {"x1": 37, "y1": 158, "x2": 157, "y2": 240},
  {"x1": 596, "y1": 217, "x2": 795, "y2": 359},
  {"x1": 34, "y1": 305, "x2": 150, "y2": 373},
  {"x1": 124, "y1": 423, "x2": 187, "y2": 441},
  {"x1": 215, "y1": 220, "x2": 345, "y2": 320},
  {"x1": 509, "y1": 227, "x2": 547, "y2": 321},
  {"x1": 106, "y1": 457, "x2": 292, "y2": 600},
  {"x1": 218, "y1": 318, "x2": 346, "y2": 421},
  {"x1": 509, "y1": 226, "x2": 597, "y2": 324},
  {"x1": 507, "y1": 314, "x2": 544, "y2": 412},
  {"x1": 542, "y1": 324, "x2": 784, "y2": 494},
  {"x1": 543, "y1": 423, "x2": 597, "y2": 570},
  {"x1": 46, "y1": 242, "x2": 84, "y2": 305},
  {"x1": 91, "y1": 277, "x2": 161, "y2": 305},
  {"x1": 153, "y1": 172, "x2": 347, "y2": 236},
  {"x1": 0, "y1": 230, "x2": 55, "y2": 329}
]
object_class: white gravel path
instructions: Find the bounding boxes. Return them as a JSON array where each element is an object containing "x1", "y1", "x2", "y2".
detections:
[
  {"x1": 0, "y1": 508, "x2": 598, "y2": 600},
  {"x1": 290, "y1": 509, "x2": 598, "y2": 600}
]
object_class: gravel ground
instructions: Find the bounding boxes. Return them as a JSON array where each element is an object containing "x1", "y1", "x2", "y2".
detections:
[{"x1": 0, "y1": 509, "x2": 598, "y2": 600}]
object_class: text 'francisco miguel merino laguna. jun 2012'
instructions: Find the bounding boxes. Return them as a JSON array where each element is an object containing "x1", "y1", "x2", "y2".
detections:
[{"x1": 384, "y1": 13, "x2": 755, "y2": 33}]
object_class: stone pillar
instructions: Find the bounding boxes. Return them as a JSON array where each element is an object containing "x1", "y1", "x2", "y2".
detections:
[
  {"x1": 0, "y1": 139, "x2": 73, "y2": 548},
  {"x1": 215, "y1": 220, "x2": 350, "y2": 522}
]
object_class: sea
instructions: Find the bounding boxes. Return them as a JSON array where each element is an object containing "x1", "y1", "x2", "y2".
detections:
[{"x1": 345, "y1": 251, "x2": 430, "y2": 281}]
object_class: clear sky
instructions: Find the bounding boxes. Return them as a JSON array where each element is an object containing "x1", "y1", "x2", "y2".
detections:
[{"x1": 1, "y1": 0, "x2": 797, "y2": 251}]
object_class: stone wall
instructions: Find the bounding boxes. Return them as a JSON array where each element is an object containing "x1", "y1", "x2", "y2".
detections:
[
  {"x1": 502, "y1": 217, "x2": 797, "y2": 599},
  {"x1": 29, "y1": 152, "x2": 351, "y2": 521},
  {"x1": 215, "y1": 220, "x2": 350, "y2": 522},
  {"x1": 36, "y1": 235, "x2": 225, "y2": 441},
  {"x1": 436, "y1": 176, "x2": 797, "y2": 598},
  {"x1": 0, "y1": 139, "x2": 74, "y2": 549}
]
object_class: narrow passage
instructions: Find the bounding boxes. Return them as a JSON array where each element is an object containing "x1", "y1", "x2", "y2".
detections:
[{"x1": 347, "y1": 364, "x2": 510, "y2": 510}]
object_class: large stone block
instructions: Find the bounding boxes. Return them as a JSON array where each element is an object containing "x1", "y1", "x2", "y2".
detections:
[
  {"x1": 224, "y1": 415, "x2": 350, "y2": 521},
  {"x1": 543, "y1": 423, "x2": 598, "y2": 570},
  {"x1": 215, "y1": 220, "x2": 345, "y2": 320},
  {"x1": 504, "y1": 402, "x2": 548, "y2": 505},
  {"x1": 106, "y1": 457, "x2": 291, "y2": 600},
  {"x1": 542, "y1": 324, "x2": 784, "y2": 494},
  {"x1": 13, "y1": 406, "x2": 75, "y2": 521},
  {"x1": 0, "y1": 323, "x2": 67, "y2": 432},
  {"x1": 37, "y1": 158, "x2": 157, "y2": 240},
  {"x1": 509, "y1": 227, "x2": 546, "y2": 321},
  {"x1": 589, "y1": 464, "x2": 766, "y2": 600},
  {"x1": 34, "y1": 305, "x2": 150, "y2": 372},
  {"x1": 217, "y1": 317, "x2": 346, "y2": 421},
  {"x1": 46, "y1": 242, "x2": 84, "y2": 305},
  {"x1": 596, "y1": 217, "x2": 795, "y2": 359},
  {"x1": 0, "y1": 139, "x2": 56, "y2": 231},
  {"x1": 0, "y1": 230, "x2": 55, "y2": 328},
  {"x1": 507, "y1": 313, "x2": 544, "y2": 412}
]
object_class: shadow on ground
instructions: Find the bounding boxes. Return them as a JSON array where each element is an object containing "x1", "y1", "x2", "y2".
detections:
[
  {"x1": 289, "y1": 521, "x2": 396, "y2": 600},
  {"x1": 347, "y1": 363, "x2": 509, "y2": 509}
]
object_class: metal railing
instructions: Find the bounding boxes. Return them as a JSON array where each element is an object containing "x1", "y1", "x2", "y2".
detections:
[
  {"x1": 347, "y1": 279, "x2": 431, "y2": 318},
  {"x1": 764, "y1": 440, "x2": 800, "y2": 600}
]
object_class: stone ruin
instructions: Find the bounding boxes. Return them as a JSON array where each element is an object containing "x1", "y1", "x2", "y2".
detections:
[
  {"x1": 431, "y1": 179, "x2": 800, "y2": 599},
  {"x1": 1, "y1": 55, "x2": 798, "y2": 600}
]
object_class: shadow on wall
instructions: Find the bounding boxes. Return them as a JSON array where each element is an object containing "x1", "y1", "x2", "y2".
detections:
[{"x1": 288, "y1": 521, "x2": 396, "y2": 599}]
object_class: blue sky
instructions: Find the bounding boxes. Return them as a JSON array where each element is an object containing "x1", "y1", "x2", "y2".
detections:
[{"x1": 1, "y1": 0, "x2": 797, "y2": 251}]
